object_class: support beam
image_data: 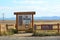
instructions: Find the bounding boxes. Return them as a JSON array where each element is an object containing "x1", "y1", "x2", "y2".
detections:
[
  {"x1": 32, "y1": 14, "x2": 34, "y2": 32},
  {"x1": 16, "y1": 15, "x2": 18, "y2": 30}
]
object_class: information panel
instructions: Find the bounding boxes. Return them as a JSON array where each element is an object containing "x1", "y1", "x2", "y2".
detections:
[
  {"x1": 23, "y1": 15, "x2": 31, "y2": 24},
  {"x1": 41, "y1": 25, "x2": 53, "y2": 30}
]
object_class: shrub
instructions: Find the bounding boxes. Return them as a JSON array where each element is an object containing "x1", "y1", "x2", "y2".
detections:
[
  {"x1": 0, "y1": 29, "x2": 18, "y2": 36},
  {"x1": 33, "y1": 31, "x2": 60, "y2": 36},
  {"x1": 0, "y1": 31, "x2": 13, "y2": 36},
  {"x1": 25, "y1": 28, "x2": 33, "y2": 33},
  {"x1": 1, "y1": 31, "x2": 7, "y2": 36},
  {"x1": 8, "y1": 29, "x2": 18, "y2": 34},
  {"x1": 11, "y1": 29, "x2": 18, "y2": 34}
]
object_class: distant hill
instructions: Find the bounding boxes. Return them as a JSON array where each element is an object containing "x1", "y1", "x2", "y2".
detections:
[
  {"x1": 0, "y1": 16, "x2": 60, "y2": 20},
  {"x1": 0, "y1": 17, "x2": 16, "y2": 20},
  {"x1": 34, "y1": 16, "x2": 60, "y2": 20}
]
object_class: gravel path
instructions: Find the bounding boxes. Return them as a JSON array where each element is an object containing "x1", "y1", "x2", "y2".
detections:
[{"x1": 0, "y1": 36, "x2": 60, "y2": 40}]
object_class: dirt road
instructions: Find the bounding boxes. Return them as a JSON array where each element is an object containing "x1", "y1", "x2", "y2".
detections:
[{"x1": 0, "y1": 36, "x2": 60, "y2": 40}]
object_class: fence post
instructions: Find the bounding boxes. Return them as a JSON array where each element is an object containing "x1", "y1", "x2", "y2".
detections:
[
  {"x1": 34, "y1": 24, "x2": 36, "y2": 32},
  {"x1": 57, "y1": 23, "x2": 59, "y2": 34},
  {"x1": 6, "y1": 24, "x2": 8, "y2": 30}
]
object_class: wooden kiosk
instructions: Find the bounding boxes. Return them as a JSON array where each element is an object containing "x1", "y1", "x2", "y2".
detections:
[{"x1": 14, "y1": 12, "x2": 35, "y2": 32}]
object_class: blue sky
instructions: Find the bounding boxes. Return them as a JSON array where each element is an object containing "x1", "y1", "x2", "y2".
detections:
[{"x1": 0, "y1": 0, "x2": 60, "y2": 18}]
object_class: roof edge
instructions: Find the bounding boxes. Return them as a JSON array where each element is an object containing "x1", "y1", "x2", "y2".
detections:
[{"x1": 14, "y1": 12, "x2": 35, "y2": 15}]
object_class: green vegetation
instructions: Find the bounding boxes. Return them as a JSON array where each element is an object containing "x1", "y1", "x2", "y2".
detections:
[
  {"x1": 25, "y1": 28, "x2": 33, "y2": 33},
  {"x1": 9, "y1": 29, "x2": 18, "y2": 34},
  {"x1": 0, "y1": 28, "x2": 18, "y2": 36},
  {"x1": 33, "y1": 30, "x2": 60, "y2": 36}
]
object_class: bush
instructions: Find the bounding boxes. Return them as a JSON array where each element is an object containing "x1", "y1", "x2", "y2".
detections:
[
  {"x1": 8, "y1": 29, "x2": 18, "y2": 34},
  {"x1": 11, "y1": 29, "x2": 18, "y2": 34},
  {"x1": 33, "y1": 32, "x2": 60, "y2": 36},
  {"x1": 1, "y1": 31, "x2": 7, "y2": 36},
  {"x1": 25, "y1": 28, "x2": 33, "y2": 33},
  {"x1": 0, "y1": 31, "x2": 14, "y2": 36},
  {"x1": 0, "y1": 29, "x2": 18, "y2": 36}
]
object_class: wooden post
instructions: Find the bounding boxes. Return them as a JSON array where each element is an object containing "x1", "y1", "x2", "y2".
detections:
[
  {"x1": 34, "y1": 24, "x2": 36, "y2": 33},
  {"x1": 32, "y1": 14, "x2": 34, "y2": 32},
  {"x1": 16, "y1": 15, "x2": 18, "y2": 31},
  {"x1": 6, "y1": 24, "x2": 8, "y2": 30},
  {"x1": 57, "y1": 23, "x2": 59, "y2": 34}
]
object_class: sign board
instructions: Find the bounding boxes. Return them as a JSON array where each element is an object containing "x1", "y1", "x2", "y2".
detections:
[
  {"x1": 18, "y1": 15, "x2": 31, "y2": 26},
  {"x1": 41, "y1": 25, "x2": 53, "y2": 30},
  {"x1": 23, "y1": 15, "x2": 31, "y2": 24}
]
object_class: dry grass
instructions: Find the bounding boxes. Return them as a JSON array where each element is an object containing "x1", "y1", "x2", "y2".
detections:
[
  {"x1": 0, "y1": 20, "x2": 60, "y2": 36},
  {"x1": 0, "y1": 20, "x2": 16, "y2": 24}
]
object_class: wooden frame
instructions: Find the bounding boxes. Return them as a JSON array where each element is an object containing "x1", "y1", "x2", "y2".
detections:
[{"x1": 14, "y1": 12, "x2": 35, "y2": 31}]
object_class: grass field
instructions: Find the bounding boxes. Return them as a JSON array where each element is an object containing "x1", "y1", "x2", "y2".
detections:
[
  {"x1": 33, "y1": 20, "x2": 60, "y2": 36},
  {"x1": 0, "y1": 20, "x2": 60, "y2": 36}
]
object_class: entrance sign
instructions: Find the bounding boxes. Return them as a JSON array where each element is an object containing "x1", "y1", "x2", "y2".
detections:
[
  {"x1": 18, "y1": 15, "x2": 31, "y2": 26},
  {"x1": 23, "y1": 20, "x2": 30, "y2": 24},
  {"x1": 23, "y1": 15, "x2": 31, "y2": 24},
  {"x1": 14, "y1": 12, "x2": 35, "y2": 31},
  {"x1": 41, "y1": 25, "x2": 53, "y2": 30}
]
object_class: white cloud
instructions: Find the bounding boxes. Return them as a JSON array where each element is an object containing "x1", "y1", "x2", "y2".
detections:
[
  {"x1": 0, "y1": 6, "x2": 14, "y2": 18},
  {"x1": 0, "y1": 6, "x2": 49, "y2": 17},
  {"x1": 13, "y1": 0, "x2": 48, "y2": 4},
  {"x1": 1, "y1": 0, "x2": 60, "y2": 18},
  {"x1": 0, "y1": 1, "x2": 60, "y2": 17}
]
